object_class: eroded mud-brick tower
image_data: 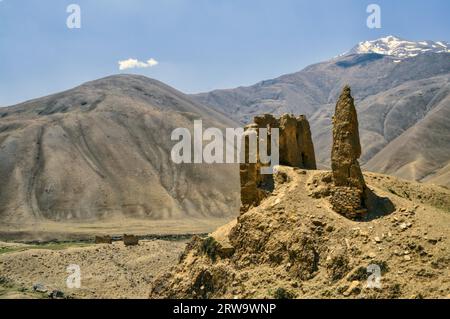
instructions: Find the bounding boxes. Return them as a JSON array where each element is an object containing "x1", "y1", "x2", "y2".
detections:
[{"x1": 330, "y1": 86, "x2": 367, "y2": 219}]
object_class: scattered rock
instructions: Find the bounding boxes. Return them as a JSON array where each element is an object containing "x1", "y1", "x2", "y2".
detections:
[
  {"x1": 32, "y1": 283, "x2": 47, "y2": 293},
  {"x1": 343, "y1": 281, "x2": 361, "y2": 297},
  {"x1": 312, "y1": 219, "x2": 326, "y2": 227},
  {"x1": 48, "y1": 289, "x2": 65, "y2": 299},
  {"x1": 399, "y1": 223, "x2": 410, "y2": 231}
]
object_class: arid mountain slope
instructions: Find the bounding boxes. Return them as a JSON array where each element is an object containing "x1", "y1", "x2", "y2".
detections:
[
  {"x1": 365, "y1": 90, "x2": 450, "y2": 185},
  {"x1": 192, "y1": 42, "x2": 450, "y2": 186},
  {"x1": 0, "y1": 75, "x2": 240, "y2": 236},
  {"x1": 151, "y1": 167, "x2": 450, "y2": 299},
  {"x1": 424, "y1": 162, "x2": 450, "y2": 187}
]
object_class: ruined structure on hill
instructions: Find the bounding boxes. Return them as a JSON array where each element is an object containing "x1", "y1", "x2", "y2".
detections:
[
  {"x1": 240, "y1": 114, "x2": 316, "y2": 212},
  {"x1": 240, "y1": 87, "x2": 368, "y2": 219},
  {"x1": 330, "y1": 86, "x2": 368, "y2": 219}
]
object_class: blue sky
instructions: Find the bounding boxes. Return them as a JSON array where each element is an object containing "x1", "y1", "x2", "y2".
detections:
[{"x1": 1, "y1": 0, "x2": 449, "y2": 106}]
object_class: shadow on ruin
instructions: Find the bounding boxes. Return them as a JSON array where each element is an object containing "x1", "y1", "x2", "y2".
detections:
[{"x1": 240, "y1": 85, "x2": 395, "y2": 221}]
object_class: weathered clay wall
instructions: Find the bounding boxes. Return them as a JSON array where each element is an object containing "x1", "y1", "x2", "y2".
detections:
[{"x1": 240, "y1": 114, "x2": 316, "y2": 212}]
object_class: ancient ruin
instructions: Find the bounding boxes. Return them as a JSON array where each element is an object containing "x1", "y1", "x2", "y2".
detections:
[
  {"x1": 240, "y1": 114, "x2": 316, "y2": 212},
  {"x1": 330, "y1": 86, "x2": 367, "y2": 219}
]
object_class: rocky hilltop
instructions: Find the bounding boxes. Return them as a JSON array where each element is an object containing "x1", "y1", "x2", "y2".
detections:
[
  {"x1": 150, "y1": 87, "x2": 450, "y2": 299},
  {"x1": 150, "y1": 166, "x2": 450, "y2": 299}
]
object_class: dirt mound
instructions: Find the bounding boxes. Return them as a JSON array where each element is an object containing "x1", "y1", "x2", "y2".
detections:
[{"x1": 150, "y1": 167, "x2": 450, "y2": 299}]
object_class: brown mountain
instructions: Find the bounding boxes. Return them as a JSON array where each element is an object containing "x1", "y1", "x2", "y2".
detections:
[
  {"x1": 365, "y1": 89, "x2": 450, "y2": 184},
  {"x1": 0, "y1": 75, "x2": 240, "y2": 239}
]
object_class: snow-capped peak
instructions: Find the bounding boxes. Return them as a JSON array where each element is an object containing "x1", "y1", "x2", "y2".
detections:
[{"x1": 348, "y1": 35, "x2": 450, "y2": 59}]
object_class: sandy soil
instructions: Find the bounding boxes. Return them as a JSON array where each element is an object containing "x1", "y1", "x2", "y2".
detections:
[
  {"x1": 0, "y1": 217, "x2": 232, "y2": 242},
  {"x1": 0, "y1": 239, "x2": 187, "y2": 299}
]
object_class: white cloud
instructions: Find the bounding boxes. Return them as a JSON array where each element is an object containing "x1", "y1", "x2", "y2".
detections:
[{"x1": 118, "y1": 58, "x2": 159, "y2": 70}]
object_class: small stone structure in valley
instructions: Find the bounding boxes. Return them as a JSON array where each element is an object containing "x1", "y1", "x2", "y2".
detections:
[
  {"x1": 95, "y1": 235, "x2": 112, "y2": 244},
  {"x1": 123, "y1": 234, "x2": 139, "y2": 246}
]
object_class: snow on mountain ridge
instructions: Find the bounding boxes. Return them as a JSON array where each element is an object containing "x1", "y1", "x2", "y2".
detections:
[{"x1": 348, "y1": 35, "x2": 450, "y2": 59}]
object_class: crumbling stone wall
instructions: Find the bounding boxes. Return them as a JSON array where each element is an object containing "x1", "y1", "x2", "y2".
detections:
[
  {"x1": 330, "y1": 86, "x2": 367, "y2": 219},
  {"x1": 240, "y1": 114, "x2": 316, "y2": 212},
  {"x1": 329, "y1": 187, "x2": 367, "y2": 220}
]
